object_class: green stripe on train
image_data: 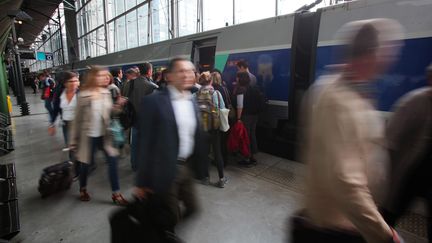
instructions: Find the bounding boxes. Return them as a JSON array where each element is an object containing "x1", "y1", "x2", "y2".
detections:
[{"x1": 214, "y1": 54, "x2": 229, "y2": 72}]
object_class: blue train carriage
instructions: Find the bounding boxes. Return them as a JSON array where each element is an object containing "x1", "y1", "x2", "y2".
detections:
[{"x1": 315, "y1": 0, "x2": 432, "y2": 114}]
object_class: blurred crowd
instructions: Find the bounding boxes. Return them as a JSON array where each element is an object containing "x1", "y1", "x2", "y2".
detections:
[{"x1": 32, "y1": 18, "x2": 432, "y2": 243}]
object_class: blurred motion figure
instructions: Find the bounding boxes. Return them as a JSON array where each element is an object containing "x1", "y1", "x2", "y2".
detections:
[{"x1": 297, "y1": 19, "x2": 404, "y2": 243}]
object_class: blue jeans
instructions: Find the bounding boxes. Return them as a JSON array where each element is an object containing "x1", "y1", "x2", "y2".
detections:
[
  {"x1": 44, "y1": 99, "x2": 54, "y2": 123},
  {"x1": 130, "y1": 127, "x2": 139, "y2": 171},
  {"x1": 79, "y1": 137, "x2": 120, "y2": 192}
]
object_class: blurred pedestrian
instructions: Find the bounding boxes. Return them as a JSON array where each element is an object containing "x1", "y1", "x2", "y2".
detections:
[
  {"x1": 381, "y1": 63, "x2": 432, "y2": 242},
  {"x1": 70, "y1": 66, "x2": 128, "y2": 205},
  {"x1": 298, "y1": 19, "x2": 404, "y2": 243},
  {"x1": 134, "y1": 57, "x2": 203, "y2": 231}
]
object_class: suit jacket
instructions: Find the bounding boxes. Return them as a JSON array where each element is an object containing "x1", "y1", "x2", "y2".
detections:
[
  {"x1": 135, "y1": 88, "x2": 205, "y2": 194},
  {"x1": 302, "y1": 74, "x2": 392, "y2": 243}
]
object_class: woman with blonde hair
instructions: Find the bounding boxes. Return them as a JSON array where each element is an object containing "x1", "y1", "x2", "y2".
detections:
[{"x1": 70, "y1": 66, "x2": 127, "y2": 205}]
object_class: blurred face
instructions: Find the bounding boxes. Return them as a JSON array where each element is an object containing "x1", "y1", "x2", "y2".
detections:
[
  {"x1": 95, "y1": 70, "x2": 108, "y2": 87},
  {"x1": 118, "y1": 70, "x2": 123, "y2": 79},
  {"x1": 237, "y1": 66, "x2": 247, "y2": 72},
  {"x1": 65, "y1": 76, "x2": 80, "y2": 91},
  {"x1": 167, "y1": 61, "x2": 196, "y2": 91},
  {"x1": 148, "y1": 67, "x2": 153, "y2": 78}
]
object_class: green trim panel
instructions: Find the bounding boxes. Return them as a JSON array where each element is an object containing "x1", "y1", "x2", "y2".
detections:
[{"x1": 214, "y1": 54, "x2": 229, "y2": 72}]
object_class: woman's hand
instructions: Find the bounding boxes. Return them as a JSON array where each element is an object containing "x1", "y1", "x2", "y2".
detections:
[{"x1": 48, "y1": 126, "x2": 56, "y2": 136}]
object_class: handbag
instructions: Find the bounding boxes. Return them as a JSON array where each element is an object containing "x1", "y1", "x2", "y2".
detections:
[
  {"x1": 110, "y1": 119, "x2": 125, "y2": 148},
  {"x1": 219, "y1": 108, "x2": 230, "y2": 132}
]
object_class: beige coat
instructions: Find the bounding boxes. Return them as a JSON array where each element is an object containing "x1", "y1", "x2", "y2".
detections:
[
  {"x1": 69, "y1": 89, "x2": 118, "y2": 164},
  {"x1": 302, "y1": 74, "x2": 392, "y2": 243}
]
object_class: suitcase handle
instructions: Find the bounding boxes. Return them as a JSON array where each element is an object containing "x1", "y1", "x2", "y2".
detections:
[{"x1": 0, "y1": 178, "x2": 5, "y2": 182}]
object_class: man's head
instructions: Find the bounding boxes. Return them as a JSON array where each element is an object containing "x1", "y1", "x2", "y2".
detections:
[
  {"x1": 166, "y1": 57, "x2": 196, "y2": 91},
  {"x1": 337, "y1": 18, "x2": 404, "y2": 81},
  {"x1": 236, "y1": 60, "x2": 249, "y2": 73},
  {"x1": 139, "y1": 62, "x2": 153, "y2": 78},
  {"x1": 37, "y1": 72, "x2": 47, "y2": 80},
  {"x1": 110, "y1": 68, "x2": 123, "y2": 79},
  {"x1": 427, "y1": 63, "x2": 432, "y2": 86},
  {"x1": 125, "y1": 68, "x2": 138, "y2": 80}
]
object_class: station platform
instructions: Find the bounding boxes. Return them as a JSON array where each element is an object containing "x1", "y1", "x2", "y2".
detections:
[{"x1": 1, "y1": 89, "x2": 428, "y2": 243}]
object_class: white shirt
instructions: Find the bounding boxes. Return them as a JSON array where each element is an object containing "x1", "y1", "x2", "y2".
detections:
[
  {"x1": 168, "y1": 85, "x2": 197, "y2": 160},
  {"x1": 87, "y1": 98, "x2": 105, "y2": 137},
  {"x1": 60, "y1": 91, "x2": 77, "y2": 121}
]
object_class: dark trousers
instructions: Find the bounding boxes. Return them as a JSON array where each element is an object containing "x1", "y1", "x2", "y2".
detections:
[
  {"x1": 220, "y1": 131, "x2": 229, "y2": 167},
  {"x1": 79, "y1": 137, "x2": 120, "y2": 192},
  {"x1": 204, "y1": 130, "x2": 225, "y2": 179},
  {"x1": 242, "y1": 114, "x2": 258, "y2": 156},
  {"x1": 168, "y1": 163, "x2": 199, "y2": 220},
  {"x1": 44, "y1": 99, "x2": 54, "y2": 123},
  {"x1": 382, "y1": 156, "x2": 432, "y2": 243}
]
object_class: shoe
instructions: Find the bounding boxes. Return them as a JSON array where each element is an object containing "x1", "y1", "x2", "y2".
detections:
[
  {"x1": 237, "y1": 160, "x2": 255, "y2": 168},
  {"x1": 200, "y1": 177, "x2": 210, "y2": 186},
  {"x1": 79, "y1": 189, "x2": 91, "y2": 201},
  {"x1": 250, "y1": 157, "x2": 257, "y2": 164},
  {"x1": 112, "y1": 193, "x2": 128, "y2": 206},
  {"x1": 216, "y1": 177, "x2": 228, "y2": 188}
]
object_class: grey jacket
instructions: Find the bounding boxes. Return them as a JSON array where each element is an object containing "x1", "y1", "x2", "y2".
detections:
[
  {"x1": 385, "y1": 87, "x2": 432, "y2": 209},
  {"x1": 125, "y1": 76, "x2": 156, "y2": 115}
]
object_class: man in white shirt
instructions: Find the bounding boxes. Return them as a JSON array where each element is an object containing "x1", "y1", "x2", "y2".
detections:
[{"x1": 134, "y1": 57, "x2": 204, "y2": 230}]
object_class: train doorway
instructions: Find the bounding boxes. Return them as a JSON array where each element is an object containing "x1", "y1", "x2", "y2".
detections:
[{"x1": 192, "y1": 37, "x2": 217, "y2": 72}]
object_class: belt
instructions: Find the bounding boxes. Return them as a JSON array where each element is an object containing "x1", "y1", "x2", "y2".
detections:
[{"x1": 177, "y1": 157, "x2": 189, "y2": 165}]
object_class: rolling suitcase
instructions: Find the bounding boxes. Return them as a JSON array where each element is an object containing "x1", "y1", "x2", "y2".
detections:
[
  {"x1": 0, "y1": 200, "x2": 19, "y2": 240},
  {"x1": 38, "y1": 161, "x2": 73, "y2": 198},
  {"x1": 0, "y1": 164, "x2": 19, "y2": 240}
]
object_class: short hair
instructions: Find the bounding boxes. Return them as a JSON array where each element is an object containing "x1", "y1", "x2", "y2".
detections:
[
  {"x1": 110, "y1": 67, "x2": 122, "y2": 77},
  {"x1": 37, "y1": 72, "x2": 46, "y2": 79},
  {"x1": 138, "y1": 62, "x2": 152, "y2": 75},
  {"x1": 199, "y1": 71, "x2": 211, "y2": 86},
  {"x1": 346, "y1": 23, "x2": 379, "y2": 60},
  {"x1": 237, "y1": 71, "x2": 251, "y2": 87},
  {"x1": 57, "y1": 71, "x2": 78, "y2": 84},
  {"x1": 166, "y1": 57, "x2": 192, "y2": 73},
  {"x1": 125, "y1": 68, "x2": 137, "y2": 75},
  {"x1": 236, "y1": 60, "x2": 249, "y2": 69},
  {"x1": 211, "y1": 72, "x2": 223, "y2": 86}
]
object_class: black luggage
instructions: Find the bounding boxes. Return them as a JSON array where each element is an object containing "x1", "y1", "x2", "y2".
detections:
[
  {"x1": 0, "y1": 200, "x2": 19, "y2": 240},
  {"x1": 110, "y1": 196, "x2": 183, "y2": 243},
  {"x1": 38, "y1": 161, "x2": 73, "y2": 198},
  {"x1": 0, "y1": 163, "x2": 19, "y2": 240}
]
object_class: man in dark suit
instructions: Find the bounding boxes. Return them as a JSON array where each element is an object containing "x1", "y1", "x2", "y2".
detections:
[
  {"x1": 134, "y1": 57, "x2": 204, "y2": 229},
  {"x1": 126, "y1": 62, "x2": 157, "y2": 171}
]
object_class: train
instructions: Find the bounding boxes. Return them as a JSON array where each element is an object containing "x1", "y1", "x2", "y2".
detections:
[{"x1": 58, "y1": 0, "x2": 432, "y2": 159}]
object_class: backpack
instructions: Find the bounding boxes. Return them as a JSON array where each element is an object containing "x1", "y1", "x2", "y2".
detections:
[{"x1": 196, "y1": 89, "x2": 220, "y2": 132}]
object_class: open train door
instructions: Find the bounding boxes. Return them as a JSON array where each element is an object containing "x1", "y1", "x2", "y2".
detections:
[
  {"x1": 191, "y1": 37, "x2": 217, "y2": 72},
  {"x1": 287, "y1": 11, "x2": 321, "y2": 160}
]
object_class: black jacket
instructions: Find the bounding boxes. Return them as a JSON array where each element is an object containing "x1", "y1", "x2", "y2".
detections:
[{"x1": 135, "y1": 88, "x2": 205, "y2": 194}]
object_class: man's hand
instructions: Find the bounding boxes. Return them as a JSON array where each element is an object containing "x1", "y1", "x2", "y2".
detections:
[{"x1": 133, "y1": 187, "x2": 153, "y2": 200}]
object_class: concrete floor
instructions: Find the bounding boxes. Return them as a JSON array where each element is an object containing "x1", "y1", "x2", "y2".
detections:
[{"x1": 1, "y1": 89, "x2": 427, "y2": 243}]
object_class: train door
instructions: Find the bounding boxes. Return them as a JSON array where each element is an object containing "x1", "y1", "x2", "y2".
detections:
[
  {"x1": 286, "y1": 11, "x2": 321, "y2": 160},
  {"x1": 192, "y1": 38, "x2": 217, "y2": 72}
]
